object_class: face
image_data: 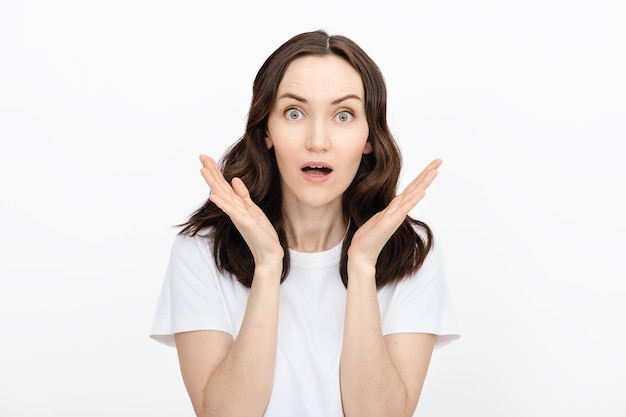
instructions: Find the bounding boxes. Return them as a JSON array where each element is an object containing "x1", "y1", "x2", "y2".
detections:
[{"x1": 265, "y1": 55, "x2": 372, "y2": 213}]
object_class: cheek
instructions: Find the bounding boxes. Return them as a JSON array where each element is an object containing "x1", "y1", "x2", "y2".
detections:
[
  {"x1": 270, "y1": 141, "x2": 299, "y2": 172},
  {"x1": 266, "y1": 119, "x2": 296, "y2": 153},
  {"x1": 346, "y1": 124, "x2": 370, "y2": 156}
]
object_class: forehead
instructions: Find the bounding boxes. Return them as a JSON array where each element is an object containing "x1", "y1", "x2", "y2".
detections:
[{"x1": 277, "y1": 55, "x2": 364, "y2": 98}]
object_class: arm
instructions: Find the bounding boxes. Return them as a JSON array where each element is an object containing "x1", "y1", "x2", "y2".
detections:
[
  {"x1": 175, "y1": 155, "x2": 284, "y2": 417},
  {"x1": 340, "y1": 159, "x2": 442, "y2": 417},
  {"x1": 175, "y1": 262, "x2": 281, "y2": 417},
  {"x1": 340, "y1": 262, "x2": 436, "y2": 417}
]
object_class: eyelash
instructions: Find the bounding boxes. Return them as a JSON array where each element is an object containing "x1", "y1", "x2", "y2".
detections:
[
  {"x1": 283, "y1": 107, "x2": 355, "y2": 122},
  {"x1": 335, "y1": 111, "x2": 354, "y2": 122},
  {"x1": 285, "y1": 108, "x2": 303, "y2": 120}
]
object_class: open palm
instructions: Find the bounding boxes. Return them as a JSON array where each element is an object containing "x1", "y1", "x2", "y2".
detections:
[
  {"x1": 199, "y1": 154, "x2": 284, "y2": 265},
  {"x1": 348, "y1": 159, "x2": 442, "y2": 266}
]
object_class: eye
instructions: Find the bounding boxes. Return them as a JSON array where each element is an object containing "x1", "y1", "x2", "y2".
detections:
[
  {"x1": 335, "y1": 111, "x2": 354, "y2": 123},
  {"x1": 285, "y1": 108, "x2": 304, "y2": 120}
]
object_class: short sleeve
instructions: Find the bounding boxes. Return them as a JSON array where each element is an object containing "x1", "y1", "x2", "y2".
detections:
[
  {"x1": 149, "y1": 233, "x2": 234, "y2": 347},
  {"x1": 378, "y1": 239, "x2": 460, "y2": 348}
]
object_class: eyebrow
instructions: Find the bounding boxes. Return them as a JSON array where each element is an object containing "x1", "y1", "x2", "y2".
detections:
[{"x1": 277, "y1": 93, "x2": 363, "y2": 105}]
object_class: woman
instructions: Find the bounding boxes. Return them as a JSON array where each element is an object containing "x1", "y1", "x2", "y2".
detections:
[{"x1": 151, "y1": 29, "x2": 459, "y2": 417}]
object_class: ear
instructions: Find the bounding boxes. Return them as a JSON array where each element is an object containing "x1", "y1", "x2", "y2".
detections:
[
  {"x1": 264, "y1": 131, "x2": 274, "y2": 150},
  {"x1": 362, "y1": 141, "x2": 373, "y2": 155}
]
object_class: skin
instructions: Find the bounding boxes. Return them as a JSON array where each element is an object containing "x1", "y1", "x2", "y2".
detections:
[
  {"x1": 174, "y1": 55, "x2": 441, "y2": 417},
  {"x1": 264, "y1": 55, "x2": 372, "y2": 251}
]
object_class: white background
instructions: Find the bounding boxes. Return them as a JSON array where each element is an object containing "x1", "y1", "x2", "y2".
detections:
[{"x1": 1, "y1": 0, "x2": 625, "y2": 416}]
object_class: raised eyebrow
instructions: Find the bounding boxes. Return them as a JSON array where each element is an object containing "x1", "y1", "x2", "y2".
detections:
[
  {"x1": 277, "y1": 93, "x2": 308, "y2": 103},
  {"x1": 276, "y1": 93, "x2": 363, "y2": 105},
  {"x1": 331, "y1": 94, "x2": 363, "y2": 105}
]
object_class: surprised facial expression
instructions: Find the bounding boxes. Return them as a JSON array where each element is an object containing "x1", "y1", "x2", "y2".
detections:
[{"x1": 265, "y1": 55, "x2": 372, "y2": 213}]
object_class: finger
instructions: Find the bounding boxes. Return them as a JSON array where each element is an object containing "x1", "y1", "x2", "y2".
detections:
[
  {"x1": 427, "y1": 158, "x2": 443, "y2": 170},
  {"x1": 411, "y1": 159, "x2": 442, "y2": 185},
  {"x1": 410, "y1": 166, "x2": 439, "y2": 195},
  {"x1": 388, "y1": 160, "x2": 441, "y2": 216},
  {"x1": 232, "y1": 177, "x2": 273, "y2": 225},
  {"x1": 200, "y1": 164, "x2": 245, "y2": 217},
  {"x1": 405, "y1": 169, "x2": 438, "y2": 192},
  {"x1": 199, "y1": 154, "x2": 221, "y2": 174},
  {"x1": 210, "y1": 178, "x2": 272, "y2": 239},
  {"x1": 401, "y1": 169, "x2": 438, "y2": 210},
  {"x1": 199, "y1": 155, "x2": 220, "y2": 185},
  {"x1": 199, "y1": 155, "x2": 235, "y2": 196},
  {"x1": 199, "y1": 153, "x2": 213, "y2": 167},
  {"x1": 231, "y1": 177, "x2": 251, "y2": 200},
  {"x1": 208, "y1": 189, "x2": 249, "y2": 223},
  {"x1": 402, "y1": 159, "x2": 442, "y2": 197}
]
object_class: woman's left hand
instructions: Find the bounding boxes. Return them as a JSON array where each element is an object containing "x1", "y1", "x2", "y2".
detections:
[{"x1": 347, "y1": 159, "x2": 442, "y2": 268}]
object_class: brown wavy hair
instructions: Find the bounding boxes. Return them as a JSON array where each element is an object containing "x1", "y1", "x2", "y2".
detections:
[{"x1": 178, "y1": 29, "x2": 433, "y2": 288}]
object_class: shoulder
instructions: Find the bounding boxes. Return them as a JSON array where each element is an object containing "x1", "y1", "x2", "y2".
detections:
[
  {"x1": 413, "y1": 221, "x2": 442, "y2": 271},
  {"x1": 171, "y1": 228, "x2": 213, "y2": 255},
  {"x1": 379, "y1": 223, "x2": 460, "y2": 344},
  {"x1": 167, "y1": 229, "x2": 218, "y2": 272}
]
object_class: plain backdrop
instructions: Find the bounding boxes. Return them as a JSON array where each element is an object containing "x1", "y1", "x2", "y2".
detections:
[{"x1": 1, "y1": 1, "x2": 625, "y2": 416}]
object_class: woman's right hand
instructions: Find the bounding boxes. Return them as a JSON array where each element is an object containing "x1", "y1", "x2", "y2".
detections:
[{"x1": 199, "y1": 154, "x2": 284, "y2": 267}]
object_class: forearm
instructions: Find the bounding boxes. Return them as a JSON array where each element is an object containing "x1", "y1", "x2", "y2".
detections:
[
  {"x1": 202, "y1": 264, "x2": 281, "y2": 417},
  {"x1": 340, "y1": 263, "x2": 411, "y2": 417}
]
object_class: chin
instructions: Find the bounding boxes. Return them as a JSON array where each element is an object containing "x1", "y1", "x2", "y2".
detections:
[{"x1": 294, "y1": 193, "x2": 343, "y2": 209}]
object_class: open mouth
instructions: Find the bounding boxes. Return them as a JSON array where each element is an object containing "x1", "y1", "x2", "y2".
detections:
[{"x1": 302, "y1": 165, "x2": 333, "y2": 176}]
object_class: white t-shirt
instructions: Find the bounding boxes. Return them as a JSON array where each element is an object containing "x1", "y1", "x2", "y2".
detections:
[{"x1": 150, "y1": 231, "x2": 460, "y2": 417}]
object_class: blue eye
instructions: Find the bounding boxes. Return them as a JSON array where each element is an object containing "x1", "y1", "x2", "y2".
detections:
[
  {"x1": 335, "y1": 111, "x2": 353, "y2": 122},
  {"x1": 286, "y1": 108, "x2": 303, "y2": 120}
]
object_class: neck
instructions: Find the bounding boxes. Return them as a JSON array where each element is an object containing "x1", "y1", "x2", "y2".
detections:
[{"x1": 283, "y1": 203, "x2": 348, "y2": 253}]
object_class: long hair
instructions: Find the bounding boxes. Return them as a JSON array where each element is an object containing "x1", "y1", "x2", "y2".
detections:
[{"x1": 179, "y1": 29, "x2": 433, "y2": 288}]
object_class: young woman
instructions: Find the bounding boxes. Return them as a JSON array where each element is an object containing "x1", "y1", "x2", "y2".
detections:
[{"x1": 151, "y1": 30, "x2": 459, "y2": 417}]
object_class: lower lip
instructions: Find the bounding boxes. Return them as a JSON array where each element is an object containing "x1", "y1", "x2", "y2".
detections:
[{"x1": 301, "y1": 170, "x2": 332, "y2": 183}]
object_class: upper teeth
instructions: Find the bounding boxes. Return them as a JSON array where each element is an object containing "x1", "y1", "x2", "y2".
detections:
[{"x1": 310, "y1": 165, "x2": 324, "y2": 168}]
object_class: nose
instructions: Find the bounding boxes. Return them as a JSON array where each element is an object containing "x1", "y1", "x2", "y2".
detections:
[{"x1": 305, "y1": 119, "x2": 330, "y2": 152}]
